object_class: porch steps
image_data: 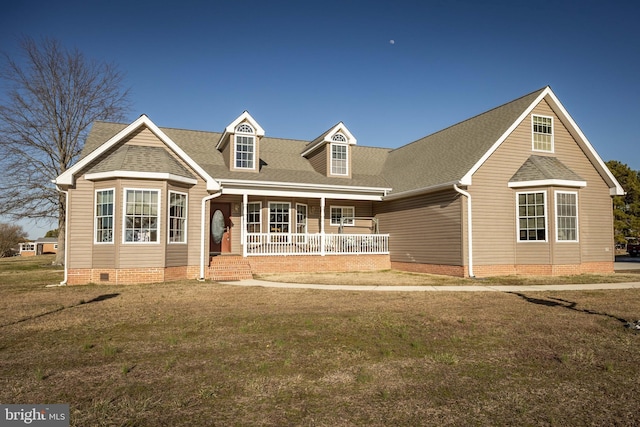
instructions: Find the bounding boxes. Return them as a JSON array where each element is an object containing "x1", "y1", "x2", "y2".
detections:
[{"x1": 208, "y1": 255, "x2": 253, "y2": 281}]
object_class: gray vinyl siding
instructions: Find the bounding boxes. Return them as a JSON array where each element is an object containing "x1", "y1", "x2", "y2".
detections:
[
  {"x1": 470, "y1": 99, "x2": 614, "y2": 266},
  {"x1": 375, "y1": 190, "x2": 463, "y2": 265}
]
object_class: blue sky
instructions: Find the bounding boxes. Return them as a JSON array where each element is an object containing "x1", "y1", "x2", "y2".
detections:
[{"x1": 2, "y1": 0, "x2": 639, "y2": 238}]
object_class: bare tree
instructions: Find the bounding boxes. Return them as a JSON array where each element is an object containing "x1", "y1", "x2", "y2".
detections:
[
  {"x1": 0, "y1": 223, "x2": 28, "y2": 257},
  {"x1": 0, "y1": 37, "x2": 130, "y2": 264}
]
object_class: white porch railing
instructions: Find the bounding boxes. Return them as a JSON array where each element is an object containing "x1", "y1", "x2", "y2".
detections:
[{"x1": 245, "y1": 233, "x2": 389, "y2": 256}]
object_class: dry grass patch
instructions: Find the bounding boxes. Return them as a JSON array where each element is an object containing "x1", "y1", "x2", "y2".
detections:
[
  {"x1": 1, "y1": 256, "x2": 640, "y2": 426},
  {"x1": 256, "y1": 269, "x2": 640, "y2": 286}
]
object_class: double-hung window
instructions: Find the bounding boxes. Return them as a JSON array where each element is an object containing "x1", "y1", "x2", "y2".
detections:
[
  {"x1": 95, "y1": 189, "x2": 114, "y2": 243},
  {"x1": 517, "y1": 192, "x2": 547, "y2": 241},
  {"x1": 235, "y1": 123, "x2": 255, "y2": 169},
  {"x1": 330, "y1": 206, "x2": 355, "y2": 227},
  {"x1": 331, "y1": 137, "x2": 348, "y2": 176},
  {"x1": 168, "y1": 191, "x2": 187, "y2": 243},
  {"x1": 246, "y1": 202, "x2": 262, "y2": 233},
  {"x1": 124, "y1": 189, "x2": 160, "y2": 243},
  {"x1": 296, "y1": 203, "x2": 308, "y2": 244},
  {"x1": 532, "y1": 115, "x2": 553, "y2": 152},
  {"x1": 269, "y1": 202, "x2": 290, "y2": 242},
  {"x1": 556, "y1": 191, "x2": 578, "y2": 242},
  {"x1": 296, "y1": 203, "x2": 307, "y2": 234}
]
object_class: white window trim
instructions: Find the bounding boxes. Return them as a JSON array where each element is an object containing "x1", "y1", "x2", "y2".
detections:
[
  {"x1": 168, "y1": 190, "x2": 188, "y2": 244},
  {"x1": 296, "y1": 203, "x2": 308, "y2": 233},
  {"x1": 268, "y1": 201, "x2": 291, "y2": 233},
  {"x1": 94, "y1": 188, "x2": 115, "y2": 244},
  {"x1": 234, "y1": 123, "x2": 256, "y2": 170},
  {"x1": 555, "y1": 190, "x2": 579, "y2": 243},
  {"x1": 516, "y1": 191, "x2": 548, "y2": 242},
  {"x1": 246, "y1": 201, "x2": 262, "y2": 233},
  {"x1": 330, "y1": 143, "x2": 349, "y2": 176},
  {"x1": 532, "y1": 114, "x2": 554, "y2": 153},
  {"x1": 122, "y1": 188, "x2": 161, "y2": 244},
  {"x1": 330, "y1": 205, "x2": 355, "y2": 227}
]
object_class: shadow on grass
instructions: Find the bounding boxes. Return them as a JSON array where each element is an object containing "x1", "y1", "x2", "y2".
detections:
[
  {"x1": 0, "y1": 293, "x2": 120, "y2": 328},
  {"x1": 509, "y1": 292, "x2": 629, "y2": 326}
]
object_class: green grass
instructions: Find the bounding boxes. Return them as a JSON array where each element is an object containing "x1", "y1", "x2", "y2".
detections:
[{"x1": 1, "y1": 255, "x2": 640, "y2": 426}]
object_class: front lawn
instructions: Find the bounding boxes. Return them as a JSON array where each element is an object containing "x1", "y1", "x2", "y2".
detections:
[{"x1": 1, "y1": 256, "x2": 639, "y2": 426}]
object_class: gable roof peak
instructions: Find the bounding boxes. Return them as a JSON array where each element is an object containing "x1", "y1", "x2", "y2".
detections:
[{"x1": 301, "y1": 121, "x2": 357, "y2": 157}]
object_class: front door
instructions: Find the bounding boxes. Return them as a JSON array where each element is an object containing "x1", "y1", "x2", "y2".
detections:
[{"x1": 210, "y1": 203, "x2": 231, "y2": 254}]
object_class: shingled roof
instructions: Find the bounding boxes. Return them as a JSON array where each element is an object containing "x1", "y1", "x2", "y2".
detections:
[
  {"x1": 380, "y1": 88, "x2": 546, "y2": 194},
  {"x1": 73, "y1": 86, "x2": 621, "y2": 197}
]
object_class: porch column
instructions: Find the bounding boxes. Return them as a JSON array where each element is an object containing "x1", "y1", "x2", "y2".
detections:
[
  {"x1": 242, "y1": 193, "x2": 248, "y2": 257},
  {"x1": 320, "y1": 196, "x2": 325, "y2": 256}
]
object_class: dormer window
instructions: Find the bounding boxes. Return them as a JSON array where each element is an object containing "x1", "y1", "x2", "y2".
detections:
[
  {"x1": 235, "y1": 123, "x2": 255, "y2": 169},
  {"x1": 331, "y1": 133, "x2": 348, "y2": 176}
]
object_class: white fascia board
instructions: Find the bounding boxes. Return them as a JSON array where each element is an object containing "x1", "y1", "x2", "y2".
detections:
[
  {"x1": 507, "y1": 179, "x2": 587, "y2": 189},
  {"x1": 460, "y1": 87, "x2": 624, "y2": 196},
  {"x1": 383, "y1": 181, "x2": 461, "y2": 201},
  {"x1": 56, "y1": 114, "x2": 151, "y2": 186},
  {"x1": 219, "y1": 179, "x2": 389, "y2": 200},
  {"x1": 222, "y1": 187, "x2": 383, "y2": 201},
  {"x1": 216, "y1": 111, "x2": 265, "y2": 151},
  {"x1": 223, "y1": 111, "x2": 265, "y2": 136},
  {"x1": 543, "y1": 90, "x2": 625, "y2": 196},
  {"x1": 84, "y1": 171, "x2": 198, "y2": 185},
  {"x1": 140, "y1": 117, "x2": 220, "y2": 191},
  {"x1": 300, "y1": 122, "x2": 357, "y2": 157},
  {"x1": 460, "y1": 89, "x2": 550, "y2": 186},
  {"x1": 55, "y1": 115, "x2": 220, "y2": 191}
]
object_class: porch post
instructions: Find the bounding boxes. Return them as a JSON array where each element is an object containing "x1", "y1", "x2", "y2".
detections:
[
  {"x1": 320, "y1": 196, "x2": 325, "y2": 256},
  {"x1": 242, "y1": 193, "x2": 248, "y2": 257}
]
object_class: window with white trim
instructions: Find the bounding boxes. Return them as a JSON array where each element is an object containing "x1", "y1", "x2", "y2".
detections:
[
  {"x1": 269, "y1": 202, "x2": 290, "y2": 242},
  {"x1": 296, "y1": 203, "x2": 308, "y2": 234},
  {"x1": 246, "y1": 202, "x2": 262, "y2": 233},
  {"x1": 269, "y1": 202, "x2": 290, "y2": 233},
  {"x1": 95, "y1": 189, "x2": 114, "y2": 243},
  {"x1": 331, "y1": 143, "x2": 348, "y2": 175},
  {"x1": 533, "y1": 115, "x2": 553, "y2": 152},
  {"x1": 124, "y1": 189, "x2": 160, "y2": 243},
  {"x1": 330, "y1": 206, "x2": 355, "y2": 226},
  {"x1": 517, "y1": 192, "x2": 546, "y2": 241},
  {"x1": 168, "y1": 191, "x2": 187, "y2": 243},
  {"x1": 235, "y1": 123, "x2": 255, "y2": 169},
  {"x1": 556, "y1": 191, "x2": 578, "y2": 242},
  {"x1": 21, "y1": 243, "x2": 35, "y2": 252}
]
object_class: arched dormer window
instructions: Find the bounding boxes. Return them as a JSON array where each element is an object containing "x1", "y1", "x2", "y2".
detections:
[
  {"x1": 236, "y1": 123, "x2": 254, "y2": 134},
  {"x1": 332, "y1": 133, "x2": 347, "y2": 142},
  {"x1": 234, "y1": 122, "x2": 256, "y2": 169},
  {"x1": 330, "y1": 133, "x2": 348, "y2": 176}
]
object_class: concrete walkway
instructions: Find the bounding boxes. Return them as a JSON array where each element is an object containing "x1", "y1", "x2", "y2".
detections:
[{"x1": 220, "y1": 278, "x2": 640, "y2": 292}]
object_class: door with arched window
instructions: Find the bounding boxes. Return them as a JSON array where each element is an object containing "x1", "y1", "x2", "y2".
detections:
[{"x1": 210, "y1": 203, "x2": 231, "y2": 254}]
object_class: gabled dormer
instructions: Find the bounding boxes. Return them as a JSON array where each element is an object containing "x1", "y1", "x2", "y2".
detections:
[
  {"x1": 302, "y1": 122, "x2": 357, "y2": 178},
  {"x1": 216, "y1": 111, "x2": 265, "y2": 173}
]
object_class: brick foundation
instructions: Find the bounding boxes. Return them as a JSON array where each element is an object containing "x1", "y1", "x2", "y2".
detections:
[
  {"x1": 66, "y1": 254, "x2": 391, "y2": 285},
  {"x1": 392, "y1": 261, "x2": 615, "y2": 278},
  {"x1": 66, "y1": 257, "x2": 614, "y2": 285},
  {"x1": 248, "y1": 254, "x2": 391, "y2": 275},
  {"x1": 391, "y1": 261, "x2": 466, "y2": 277}
]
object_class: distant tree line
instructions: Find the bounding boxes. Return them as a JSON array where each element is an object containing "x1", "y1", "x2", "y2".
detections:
[{"x1": 606, "y1": 160, "x2": 640, "y2": 245}]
